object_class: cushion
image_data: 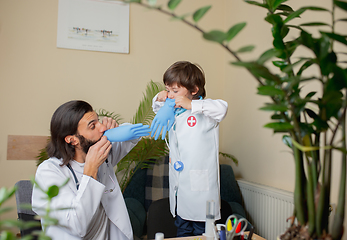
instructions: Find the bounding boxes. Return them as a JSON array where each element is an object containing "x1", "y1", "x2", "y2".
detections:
[
  {"x1": 220, "y1": 164, "x2": 243, "y2": 205},
  {"x1": 123, "y1": 167, "x2": 147, "y2": 207},
  {"x1": 147, "y1": 198, "x2": 177, "y2": 239},
  {"x1": 125, "y1": 198, "x2": 146, "y2": 238},
  {"x1": 145, "y1": 155, "x2": 169, "y2": 211},
  {"x1": 228, "y1": 202, "x2": 246, "y2": 219}
]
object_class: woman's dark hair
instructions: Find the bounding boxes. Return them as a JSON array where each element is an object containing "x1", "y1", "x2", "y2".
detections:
[
  {"x1": 46, "y1": 100, "x2": 93, "y2": 166},
  {"x1": 163, "y1": 61, "x2": 206, "y2": 99}
]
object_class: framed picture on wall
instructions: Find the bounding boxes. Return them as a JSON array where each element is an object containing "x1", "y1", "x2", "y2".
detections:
[{"x1": 57, "y1": 0, "x2": 129, "y2": 54}]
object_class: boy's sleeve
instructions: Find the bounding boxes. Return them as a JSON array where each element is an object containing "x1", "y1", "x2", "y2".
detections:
[
  {"x1": 191, "y1": 99, "x2": 228, "y2": 122},
  {"x1": 152, "y1": 93, "x2": 165, "y2": 114}
]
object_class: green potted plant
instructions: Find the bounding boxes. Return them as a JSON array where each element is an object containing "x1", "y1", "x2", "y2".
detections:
[{"x1": 121, "y1": 0, "x2": 347, "y2": 239}]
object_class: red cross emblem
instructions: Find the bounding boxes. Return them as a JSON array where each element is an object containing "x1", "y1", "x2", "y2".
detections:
[{"x1": 187, "y1": 116, "x2": 197, "y2": 127}]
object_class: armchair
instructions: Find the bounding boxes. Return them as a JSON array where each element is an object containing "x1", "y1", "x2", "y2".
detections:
[{"x1": 123, "y1": 155, "x2": 249, "y2": 239}]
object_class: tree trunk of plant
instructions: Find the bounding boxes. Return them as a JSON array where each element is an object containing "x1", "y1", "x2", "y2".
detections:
[
  {"x1": 316, "y1": 149, "x2": 332, "y2": 236},
  {"x1": 332, "y1": 110, "x2": 346, "y2": 240},
  {"x1": 293, "y1": 145, "x2": 306, "y2": 225}
]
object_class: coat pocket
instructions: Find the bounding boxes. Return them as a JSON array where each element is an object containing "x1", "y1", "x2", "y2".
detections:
[{"x1": 190, "y1": 170, "x2": 209, "y2": 191}]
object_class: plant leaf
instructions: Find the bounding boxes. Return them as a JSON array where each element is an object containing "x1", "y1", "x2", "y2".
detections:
[
  {"x1": 192, "y1": 6, "x2": 211, "y2": 23},
  {"x1": 282, "y1": 135, "x2": 292, "y2": 148},
  {"x1": 320, "y1": 31, "x2": 347, "y2": 45},
  {"x1": 97, "y1": 109, "x2": 123, "y2": 123},
  {"x1": 231, "y1": 61, "x2": 281, "y2": 82},
  {"x1": 236, "y1": 45, "x2": 255, "y2": 53},
  {"x1": 287, "y1": 24, "x2": 304, "y2": 31},
  {"x1": 264, "y1": 122, "x2": 293, "y2": 131},
  {"x1": 300, "y1": 6, "x2": 330, "y2": 11},
  {"x1": 219, "y1": 152, "x2": 238, "y2": 165},
  {"x1": 257, "y1": 48, "x2": 282, "y2": 64},
  {"x1": 284, "y1": 8, "x2": 306, "y2": 23},
  {"x1": 305, "y1": 108, "x2": 318, "y2": 119},
  {"x1": 132, "y1": 80, "x2": 165, "y2": 125},
  {"x1": 0, "y1": 187, "x2": 16, "y2": 206},
  {"x1": 260, "y1": 103, "x2": 288, "y2": 112},
  {"x1": 272, "y1": 0, "x2": 288, "y2": 11},
  {"x1": 47, "y1": 185, "x2": 59, "y2": 199},
  {"x1": 291, "y1": 138, "x2": 331, "y2": 152},
  {"x1": 277, "y1": 4, "x2": 294, "y2": 13},
  {"x1": 300, "y1": 22, "x2": 330, "y2": 27},
  {"x1": 297, "y1": 59, "x2": 314, "y2": 76},
  {"x1": 147, "y1": 0, "x2": 156, "y2": 6},
  {"x1": 335, "y1": 0, "x2": 347, "y2": 12},
  {"x1": 225, "y1": 22, "x2": 246, "y2": 42},
  {"x1": 117, "y1": 138, "x2": 168, "y2": 191},
  {"x1": 257, "y1": 86, "x2": 285, "y2": 96},
  {"x1": 271, "y1": 113, "x2": 283, "y2": 120},
  {"x1": 282, "y1": 58, "x2": 305, "y2": 73},
  {"x1": 168, "y1": 0, "x2": 181, "y2": 10},
  {"x1": 244, "y1": 0, "x2": 268, "y2": 9},
  {"x1": 0, "y1": 206, "x2": 13, "y2": 215},
  {"x1": 203, "y1": 30, "x2": 227, "y2": 44},
  {"x1": 272, "y1": 60, "x2": 288, "y2": 69}
]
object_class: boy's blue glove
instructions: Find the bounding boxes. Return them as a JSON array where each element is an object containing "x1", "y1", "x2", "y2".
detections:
[
  {"x1": 150, "y1": 98, "x2": 176, "y2": 140},
  {"x1": 104, "y1": 123, "x2": 150, "y2": 142}
]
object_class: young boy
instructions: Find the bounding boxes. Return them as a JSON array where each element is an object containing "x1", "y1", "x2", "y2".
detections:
[{"x1": 152, "y1": 61, "x2": 228, "y2": 237}]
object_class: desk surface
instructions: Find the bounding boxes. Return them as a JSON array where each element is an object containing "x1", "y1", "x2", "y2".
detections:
[
  {"x1": 244, "y1": 231, "x2": 266, "y2": 240},
  {"x1": 164, "y1": 233, "x2": 266, "y2": 240}
]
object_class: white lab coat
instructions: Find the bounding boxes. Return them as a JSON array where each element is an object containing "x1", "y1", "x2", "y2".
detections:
[
  {"x1": 32, "y1": 139, "x2": 139, "y2": 240},
  {"x1": 153, "y1": 96, "x2": 228, "y2": 222}
]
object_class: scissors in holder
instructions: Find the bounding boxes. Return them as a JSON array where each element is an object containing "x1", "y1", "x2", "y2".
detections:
[{"x1": 225, "y1": 215, "x2": 248, "y2": 240}]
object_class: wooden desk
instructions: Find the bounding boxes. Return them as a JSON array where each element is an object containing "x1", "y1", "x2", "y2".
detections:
[
  {"x1": 163, "y1": 233, "x2": 266, "y2": 240},
  {"x1": 244, "y1": 231, "x2": 266, "y2": 240},
  {"x1": 163, "y1": 236, "x2": 206, "y2": 240}
]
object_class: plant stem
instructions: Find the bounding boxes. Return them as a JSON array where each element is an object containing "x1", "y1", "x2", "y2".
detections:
[
  {"x1": 306, "y1": 160, "x2": 316, "y2": 235},
  {"x1": 316, "y1": 134, "x2": 332, "y2": 235},
  {"x1": 293, "y1": 145, "x2": 306, "y2": 225},
  {"x1": 331, "y1": 90, "x2": 347, "y2": 240}
]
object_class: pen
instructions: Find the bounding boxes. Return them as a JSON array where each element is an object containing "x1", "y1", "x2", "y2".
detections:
[
  {"x1": 219, "y1": 226, "x2": 226, "y2": 240},
  {"x1": 247, "y1": 226, "x2": 254, "y2": 240}
]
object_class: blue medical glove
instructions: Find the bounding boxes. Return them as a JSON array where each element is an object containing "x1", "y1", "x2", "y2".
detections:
[
  {"x1": 150, "y1": 98, "x2": 176, "y2": 140},
  {"x1": 104, "y1": 123, "x2": 150, "y2": 142}
]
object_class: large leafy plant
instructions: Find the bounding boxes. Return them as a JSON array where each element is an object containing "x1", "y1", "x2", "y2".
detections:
[
  {"x1": 121, "y1": 0, "x2": 347, "y2": 239},
  {"x1": 98, "y1": 80, "x2": 169, "y2": 191}
]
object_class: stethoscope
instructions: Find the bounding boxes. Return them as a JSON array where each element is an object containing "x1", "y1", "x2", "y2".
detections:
[{"x1": 66, "y1": 160, "x2": 114, "y2": 193}]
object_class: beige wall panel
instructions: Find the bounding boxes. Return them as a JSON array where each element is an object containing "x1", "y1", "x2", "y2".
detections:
[{"x1": 7, "y1": 135, "x2": 48, "y2": 160}]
